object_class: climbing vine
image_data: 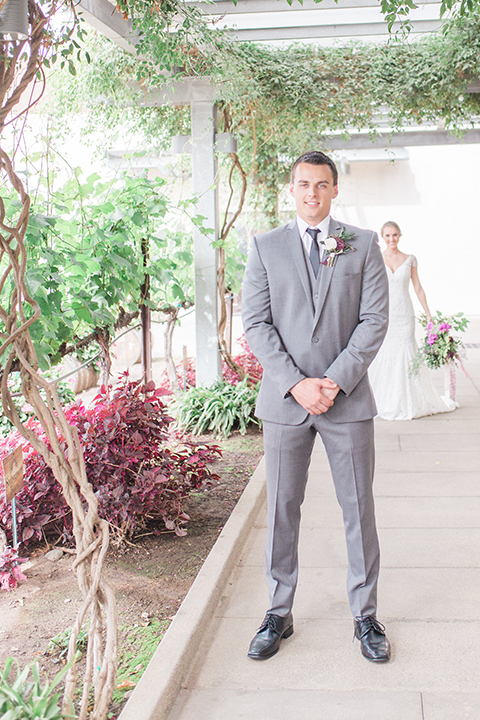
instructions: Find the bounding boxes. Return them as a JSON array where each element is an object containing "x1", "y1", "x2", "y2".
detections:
[
  {"x1": 0, "y1": 2, "x2": 117, "y2": 718},
  {"x1": 49, "y1": 11, "x2": 480, "y2": 226},
  {"x1": 212, "y1": 13, "x2": 480, "y2": 223}
]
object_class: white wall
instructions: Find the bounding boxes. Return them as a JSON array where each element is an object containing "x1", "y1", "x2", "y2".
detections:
[{"x1": 331, "y1": 144, "x2": 480, "y2": 316}]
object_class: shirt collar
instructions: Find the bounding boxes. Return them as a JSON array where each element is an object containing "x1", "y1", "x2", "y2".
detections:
[{"x1": 296, "y1": 215, "x2": 331, "y2": 240}]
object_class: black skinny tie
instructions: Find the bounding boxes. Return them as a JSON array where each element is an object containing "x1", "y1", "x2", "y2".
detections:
[{"x1": 306, "y1": 227, "x2": 321, "y2": 277}]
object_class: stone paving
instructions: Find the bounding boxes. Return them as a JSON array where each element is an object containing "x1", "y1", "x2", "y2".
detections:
[{"x1": 165, "y1": 318, "x2": 480, "y2": 720}]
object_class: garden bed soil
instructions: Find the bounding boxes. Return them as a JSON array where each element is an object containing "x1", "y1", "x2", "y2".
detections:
[{"x1": 0, "y1": 428, "x2": 263, "y2": 714}]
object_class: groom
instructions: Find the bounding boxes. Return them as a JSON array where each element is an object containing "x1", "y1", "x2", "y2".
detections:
[{"x1": 241, "y1": 150, "x2": 390, "y2": 663}]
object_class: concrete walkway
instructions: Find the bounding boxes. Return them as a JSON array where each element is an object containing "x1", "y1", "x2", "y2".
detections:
[{"x1": 122, "y1": 319, "x2": 480, "y2": 720}]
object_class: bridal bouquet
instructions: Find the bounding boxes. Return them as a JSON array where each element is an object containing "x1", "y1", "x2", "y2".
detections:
[{"x1": 410, "y1": 311, "x2": 469, "y2": 374}]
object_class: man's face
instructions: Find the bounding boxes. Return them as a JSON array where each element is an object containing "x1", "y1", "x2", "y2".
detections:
[{"x1": 289, "y1": 162, "x2": 338, "y2": 226}]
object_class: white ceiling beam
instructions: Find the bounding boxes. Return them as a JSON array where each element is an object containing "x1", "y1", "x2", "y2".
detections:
[
  {"x1": 78, "y1": 0, "x2": 137, "y2": 53},
  {"x1": 193, "y1": 0, "x2": 440, "y2": 14},
  {"x1": 79, "y1": 0, "x2": 444, "y2": 47},
  {"x1": 225, "y1": 18, "x2": 441, "y2": 40},
  {"x1": 323, "y1": 128, "x2": 480, "y2": 150}
]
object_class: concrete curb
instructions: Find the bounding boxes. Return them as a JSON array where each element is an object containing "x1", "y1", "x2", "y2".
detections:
[{"x1": 118, "y1": 457, "x2": 266, "y2": 720}]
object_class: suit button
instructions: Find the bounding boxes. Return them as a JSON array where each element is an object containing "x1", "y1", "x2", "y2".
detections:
[{"x1": 312, "y1": 337, "x2": 319, "y2": 343}]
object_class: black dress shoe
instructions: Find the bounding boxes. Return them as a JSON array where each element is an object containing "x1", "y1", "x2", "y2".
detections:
[
  {"x1": 247, "y1": 612, "x2": 294, "y2": 660},
  {"x1": 354, "y1": 615, "x2": 391, "y2": 663}
]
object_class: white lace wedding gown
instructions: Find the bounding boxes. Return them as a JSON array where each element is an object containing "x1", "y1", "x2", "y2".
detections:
[{"x1": 369, "y1": 254, "x2": 455, "y2": 421}]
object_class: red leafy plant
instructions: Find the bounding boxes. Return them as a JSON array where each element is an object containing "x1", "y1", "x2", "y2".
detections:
[
  {"x1": 160, "y1": 334, "x2": 263, "y2": 392},
  {"x1": 0, "y1": 374, "x2": 221, "y2": 545},
  {"x1": 0, "y1": 545, "x2": 29, "y2": 590}
]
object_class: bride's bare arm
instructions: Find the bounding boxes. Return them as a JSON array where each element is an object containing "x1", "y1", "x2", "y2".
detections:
[{"x1": 411, "y1": 265, "x2": 432, "y2": 321}]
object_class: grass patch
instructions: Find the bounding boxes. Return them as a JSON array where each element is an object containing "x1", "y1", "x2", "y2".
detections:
[{"x1": 113, "y1": 619, "x2": 171, "y2": 706}]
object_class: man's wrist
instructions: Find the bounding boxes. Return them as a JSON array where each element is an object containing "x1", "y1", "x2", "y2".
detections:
[{"x1": 324, "y1": 376, "x2": 340, "y2": 390}]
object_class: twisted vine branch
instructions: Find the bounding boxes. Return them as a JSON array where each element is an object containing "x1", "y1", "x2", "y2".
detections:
[
  {"x1": 216, "y1": 105, "x2": 257, "y2": 382},
  {"x1": 217, "y1": 152, "x2": 247, "y2": 380},
  {"x1": 0, "y1": 2, "x2": 117, "y2": 718}
]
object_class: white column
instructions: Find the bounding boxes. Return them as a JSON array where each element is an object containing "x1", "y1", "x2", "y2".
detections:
[{"x1": 191, "y1": 100, "x2": 221, "y2": 386}]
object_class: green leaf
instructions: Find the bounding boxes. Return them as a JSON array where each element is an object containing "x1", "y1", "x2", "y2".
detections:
[
  {"x1": 72, "y1": 304, "x2": 93, "y2": 323},
  {"x1": 110, "y1": 253, "x2": 134, "y2": 268}
]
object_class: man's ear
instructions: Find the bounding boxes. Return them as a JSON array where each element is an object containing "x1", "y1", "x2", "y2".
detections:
[
  {"x1": 333, "y1": 185, "x2": 339, "y2": 199},
  {"x1": 289, "y1": 182, "x2": 295, "y2": 197}
]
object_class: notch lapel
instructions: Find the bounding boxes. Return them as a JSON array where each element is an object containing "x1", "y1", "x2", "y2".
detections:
[{"x1": 285, "y1": 220, "x2": 315, "y2": 315}]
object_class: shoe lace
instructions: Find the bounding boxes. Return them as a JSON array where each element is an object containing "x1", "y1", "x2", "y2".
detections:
[
  {"x1": 354, "y1": 615, "x2": 386, "y2": 640},
  {"x1": 258, "y1": 614, "x2": 279, "y2": 633}
]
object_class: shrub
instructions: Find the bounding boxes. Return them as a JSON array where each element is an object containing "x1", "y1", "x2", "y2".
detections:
[
  {"x1": 223, "y1": 335, "x2": 263, "y2": 386},
  {"x1": 0, "y1": 656, "x2": 74, "y2": 719},
  {"x1": 173, "y1": 378, "x2": 260, "y2": 438},
  {"x1": 0, "y1": 374, "x2": 221, "y2": 546},
  {"x1": 159, "y1": 334, "x2": 263, "y2": 392},
  {"x1": 0, "y1": 545, "x2": 29, "y2": 591}
]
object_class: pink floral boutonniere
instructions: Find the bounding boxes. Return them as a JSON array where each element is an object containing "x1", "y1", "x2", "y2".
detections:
[{"x1": 320, "y1": 228, "x2": 355, "y2": 268}]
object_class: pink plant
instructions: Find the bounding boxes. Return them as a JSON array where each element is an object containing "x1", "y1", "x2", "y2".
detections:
[
  {"x1": 159, "y1": 335, "x2": 263, "y2": 392},
  {"x1": 0, "y1": 545, "x2": 29, "y2": 591},
  {"x1": 0, "y1": 374, "x2": 221, "y2": 545}
]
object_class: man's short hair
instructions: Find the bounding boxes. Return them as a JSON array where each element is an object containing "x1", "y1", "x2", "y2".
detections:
[{"x1": 290, "y1": 151, "x2": 338, "y2": 186}]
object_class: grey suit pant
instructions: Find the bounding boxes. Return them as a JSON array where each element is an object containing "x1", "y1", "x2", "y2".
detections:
[{"x1": 263, "y1": 413, "x2": 379, "y2": 619}]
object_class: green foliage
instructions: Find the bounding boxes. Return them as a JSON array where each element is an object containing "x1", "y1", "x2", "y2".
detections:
[
  {"x1": 109, "y1": 0, "x2": 480, "y2": 75},
  {"x1": 0, "y1": 169, "x2": 202, "y2": 370},
  {"x1": 377, "y1": 0, "x2": 480, "y2": 28},
  {"x1": 379, "y1": 0, "x2": 422, "y2": 32},
  {"x1": 222, "y1": 13, "x2": 480, "y2": 222},
  {"x1": 0, "y1": 657, "x2": 74, "y2": 719},
  {"x1": 46, "y1": 627, "x2": 88, "y2": 660},
  {"x1": 40, "y1": 11, "x2": 480, "y2": 227},
  {"x1": 213, "y1": 229, "x2": 247, "y2": 294},
  {"x1": 44, "y1": 29, "x2": 191, "y2": 150},
  {"x1": 112, "y1": 619, "x2": 170, "y2": 705},
  {"x1": 116, "y1": 0, "x2": 221, "y2": 78},
  {"x1": 173, "y1": 378, "x2": 260, "y2": 438}
]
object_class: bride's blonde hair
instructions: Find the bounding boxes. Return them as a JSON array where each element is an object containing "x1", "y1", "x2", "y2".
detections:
[{"x1": 381, "y1": 221, "x2": 401, "y2": 236}]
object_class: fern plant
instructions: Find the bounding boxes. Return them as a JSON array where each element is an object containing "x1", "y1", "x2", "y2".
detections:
[{"x1": 173, "y1": 378, "x2": 260, "y2": 438}]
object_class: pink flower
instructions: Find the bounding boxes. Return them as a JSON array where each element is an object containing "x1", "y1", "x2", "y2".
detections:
[
  {"x1": 439, "y1": 322, "x2": 451, "y2": 332},
  {"x1": 0, "y1": 572, "x2": 18, "y2": 590},
  {"x1": 427, "y1": 334, "x2": 438, "y2": 346},
  {"x1": 426, "y1": 321, "x2": 433, "y2": 331}
]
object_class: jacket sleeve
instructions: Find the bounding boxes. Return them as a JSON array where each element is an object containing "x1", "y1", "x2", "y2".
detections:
[
  {"x1": 324, "y1": 232, "x2": 389, "y2": 395},
  {"x1": 241, "y1": 236, "x2": 306, "y2": 397}
]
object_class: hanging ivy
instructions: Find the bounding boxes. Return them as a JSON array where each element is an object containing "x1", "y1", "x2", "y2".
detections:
[
  {"x1": 46, "y1": 12, "x2": 480, "y2": 224},
  {"x1": 209, "y1": 13, "x2": 480, "y2": 222}
]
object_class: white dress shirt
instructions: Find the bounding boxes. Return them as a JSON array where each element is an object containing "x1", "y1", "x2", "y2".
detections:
[{"x1": 296, "y1": 215, "x2": 331, "y2": 261}]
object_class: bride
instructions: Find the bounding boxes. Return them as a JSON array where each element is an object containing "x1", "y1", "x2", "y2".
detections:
[{"x1": 369, "y1": 221, "x2": 455, "y2": 421}]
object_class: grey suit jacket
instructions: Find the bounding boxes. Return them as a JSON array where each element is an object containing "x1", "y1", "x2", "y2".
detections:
[{"x1": 241, "y1": 217, "x2": 389, "y2": 425}]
